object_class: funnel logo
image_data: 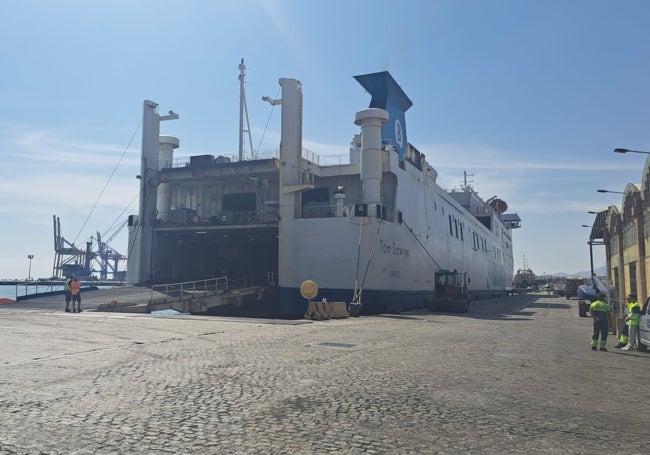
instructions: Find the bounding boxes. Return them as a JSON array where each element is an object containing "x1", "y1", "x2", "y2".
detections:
[
  {"x1": 395, "y1": 119, "x2": 404, "y2": 149},
  {"x1": 354, "y1": 71, "x2": 412, "y2": 160}
]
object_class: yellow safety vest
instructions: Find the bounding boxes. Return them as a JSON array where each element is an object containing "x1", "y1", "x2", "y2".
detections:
[{"x1": 627, "y1": 301, "x2": 641, "y2": 327}]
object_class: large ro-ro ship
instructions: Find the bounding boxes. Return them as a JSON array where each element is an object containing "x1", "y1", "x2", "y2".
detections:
[{"x1": 127, "y1": 68, "x2": 520, "y2": 317}]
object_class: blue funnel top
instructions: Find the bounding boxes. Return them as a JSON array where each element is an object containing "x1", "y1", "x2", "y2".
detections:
[{"x1": 354, "y1": 72, "x2": 413, "y2": 159}]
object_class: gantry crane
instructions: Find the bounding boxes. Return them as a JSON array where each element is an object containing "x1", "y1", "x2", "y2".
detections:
[{"x1": 52, "y1": 215, "x2": 127, "y2": 280}]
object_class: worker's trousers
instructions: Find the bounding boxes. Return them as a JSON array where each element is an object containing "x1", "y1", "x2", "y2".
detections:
[
  {"x1": 591, "y1": 318, "x2": 609, "y2": 348},
  {"x1": 627, "y1": 325, "x2": 638, "y2": 349}
]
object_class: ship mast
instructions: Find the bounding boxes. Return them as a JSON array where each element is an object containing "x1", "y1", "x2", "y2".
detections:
[
  {"x1": 462, "y1": 170, "x2": 474, "y2": 190},
  {"x1": 238, "y1": 59, "x2": 254, "y2": 161}
]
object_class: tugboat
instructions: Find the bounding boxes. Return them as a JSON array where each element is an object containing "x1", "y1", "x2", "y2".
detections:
[{"x1": 513, "y1": 256, "x2": 536, "y2": 290}]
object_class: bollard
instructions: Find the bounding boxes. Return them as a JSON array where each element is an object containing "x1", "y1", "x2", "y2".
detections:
[{"x1": 348, "y1": 301, "x2": 362, "y2": 317}]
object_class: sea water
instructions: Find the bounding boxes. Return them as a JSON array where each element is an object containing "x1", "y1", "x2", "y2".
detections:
[{"x1": 0, "y1": 283, "x2": 65, "y2": 300}]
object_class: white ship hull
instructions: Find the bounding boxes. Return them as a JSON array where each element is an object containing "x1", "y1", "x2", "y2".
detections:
[
  {"x1": 277, "y1": 149, "x2": 514, "y2": 314},
  {"x1": 127, "y1": 70, "x2": 518, "y2": 317}
]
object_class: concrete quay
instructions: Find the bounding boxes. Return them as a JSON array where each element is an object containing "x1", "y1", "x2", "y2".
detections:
[{"x1": 0, "y1": 293, "x2": 647, "y2": 454}]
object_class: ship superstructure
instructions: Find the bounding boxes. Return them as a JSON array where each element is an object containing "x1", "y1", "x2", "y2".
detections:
[{"x1": 127, "y1": 68, "x2": 520, "y2": 316}]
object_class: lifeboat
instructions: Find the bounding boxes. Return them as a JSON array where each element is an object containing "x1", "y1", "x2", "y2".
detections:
[{"x1": 489, "y1": 198, "x2": 508, "y2": 214}]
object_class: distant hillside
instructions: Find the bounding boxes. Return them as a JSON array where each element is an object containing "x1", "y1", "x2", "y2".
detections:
[{"x1": 549, "y1": 266, "x2": 606, "y2": 278}]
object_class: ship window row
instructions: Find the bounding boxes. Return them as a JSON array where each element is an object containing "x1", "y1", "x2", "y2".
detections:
[
  {"x1": 470, "y1": 229, "x2": 487, "y2": 253},
  {"x1": 448, "y1": 215, "x2": 465, "y2": 241},
  {"x1": 449, "y1": 215, "x2": 465, "y2": 241},
  {"x1": 444, "y1": 206, "x2": 506, "y2": 263},
  {"x1": 448, "y1": 213, "x2": 497, "y2": 257}
]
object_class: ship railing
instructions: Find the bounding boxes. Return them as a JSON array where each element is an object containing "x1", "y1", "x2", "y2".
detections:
[
  {"x1": 151, "y1": 277, "x2": 230, "y2": 304},
  {"x1": 170, "y1": 149, "x2": 280, "y2": 168},
  {"x1": 300, "y1": 205, "x2": 336, "y2": 219},
  {"x1": 165, "y1": 204, "x2": 396, "y2": 223},
  {"x1": 170, "y1": 148, "x2": 354, "y2": 169},
  {"x1": 162, "y1": 209, "x2": 279, "y2": 226},
  {"x1": 302, "y1": 150, "x2": 355, "y2": 167},
  {"x1": 226, "y1": 272, "x2": 276, "y2": 289},
  {"x1": 471, "y1": 206, "x2": 495, "y2": 217},
  {"x1": 299, "y1": 204, "x2": 396, "y2": 222},
  {"x1": 151, "y1": 272, "x2": 278, "y2": 305},
  {"x1": 209, "y1": 210, "x2": 278, "y2": 225}
]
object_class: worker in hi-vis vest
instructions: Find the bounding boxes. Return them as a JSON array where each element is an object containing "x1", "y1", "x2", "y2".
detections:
[
  {"x1": 621, "y1": 294, "x2": 641, "y2": 351},
  {"x1": 63, "y1": 276, "x2": 72, "y2": 312},
  {"x1": 589, "y1": 293, "x2": 610, "y2": 352},
  {"x1": 70, "y1": 277, "x2": 82, "y2": 313}
]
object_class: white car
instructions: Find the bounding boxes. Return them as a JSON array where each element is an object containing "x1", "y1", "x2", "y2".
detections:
[{"x1": 640, "y1": 297, "x2": 650, "y2": 351}]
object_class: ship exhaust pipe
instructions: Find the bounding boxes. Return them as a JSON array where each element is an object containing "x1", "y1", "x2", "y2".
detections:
[
  {"x1": 354, "y1": 108, "x2": 389, "y2": 217},
  {"x1": 156, "y1": 135, "x2": 179, "y2": 223}
]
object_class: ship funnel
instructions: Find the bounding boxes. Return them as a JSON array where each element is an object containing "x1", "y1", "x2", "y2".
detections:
[
  {"x1": 156, "y1": 135, "x2": 180, "y2": 222},
  {"x1": 158, "y1": 135, "x2": 179, "y2": 170},
  {"x1": 354, "y1": 72, "x2": 412, "y2": 160},
  {"x1": 355, "y1": 108, "x2": 389, "y2": 209},
  {"x1": 278, "y1": 78, "x2": 302, "y2": 174}
]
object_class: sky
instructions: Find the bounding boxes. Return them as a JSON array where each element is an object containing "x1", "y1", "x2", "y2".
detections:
[{"x1": 2, "y1": 0, "x2": 650, "y2": 280}]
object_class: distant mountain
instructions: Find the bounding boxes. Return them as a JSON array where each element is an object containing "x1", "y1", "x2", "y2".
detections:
[{"x1": 549, "y1": 266, "x2": 606, "y2": 279}]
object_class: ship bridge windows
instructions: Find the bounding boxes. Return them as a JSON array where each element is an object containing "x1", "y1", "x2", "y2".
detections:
[
  {"x1": 301, "y1": 187, "x2": 332, "y2": 218},
  {"x1": 302, "y1": 187, "x2": 329, "y2": 205}
]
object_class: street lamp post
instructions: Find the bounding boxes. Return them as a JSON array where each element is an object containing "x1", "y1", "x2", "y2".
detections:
[
  {"x1": 597, "y1": 189, "x2": 627, "y2": 194},
  {"x1": 27, "y1": 254, "x2": 34, "y2": 281},
  {"x1": 613, "y1": 148, "x2": 650, "y2": 155},
  {"x1": 581, "y1": 225, "x2": 600, "y2": 281}
]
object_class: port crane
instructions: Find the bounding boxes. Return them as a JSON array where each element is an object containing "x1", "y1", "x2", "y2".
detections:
[{"x1": 52, "y1": 215, "x2": 127, "y2": 280}]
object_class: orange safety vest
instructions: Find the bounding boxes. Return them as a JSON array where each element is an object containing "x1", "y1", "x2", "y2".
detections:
[{"x1": 71, "y1": 280, "x2": 81, "y2": 296}]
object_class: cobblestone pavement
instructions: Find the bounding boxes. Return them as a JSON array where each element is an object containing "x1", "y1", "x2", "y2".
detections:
[{"x1": 0, "y1": 293, "x2": 648, "y2": 454}]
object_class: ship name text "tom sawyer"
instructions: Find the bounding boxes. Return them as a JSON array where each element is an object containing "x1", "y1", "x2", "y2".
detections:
[{"x1": 380, "y1": 240, "x2": 410, "y2": 260}]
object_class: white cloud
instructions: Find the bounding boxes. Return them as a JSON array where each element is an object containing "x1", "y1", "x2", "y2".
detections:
[{"x1": 425, "y1": 142, "x2": 638, "y2": 172}]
